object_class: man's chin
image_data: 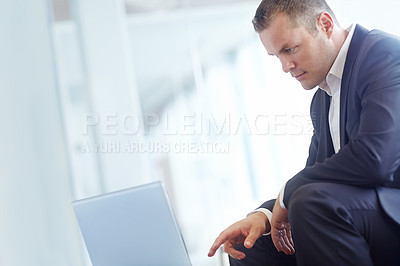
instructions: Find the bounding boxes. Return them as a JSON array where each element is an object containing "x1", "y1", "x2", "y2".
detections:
[{"x1": 300, "y1": 81, "x2": 317, "y2": 90}]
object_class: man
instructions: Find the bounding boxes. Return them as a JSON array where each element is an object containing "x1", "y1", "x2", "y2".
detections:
[{"x1": 208, "y1": 0, "x2": 400, "y2": 265}]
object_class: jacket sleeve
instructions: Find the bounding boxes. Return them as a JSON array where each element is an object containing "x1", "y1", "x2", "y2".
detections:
[
  {"x1": 258, "y1": 199, "x2": 275, "y2": 211},
  {"x1": 283, "y1": 35, "x2": 400, "y2": 208}
]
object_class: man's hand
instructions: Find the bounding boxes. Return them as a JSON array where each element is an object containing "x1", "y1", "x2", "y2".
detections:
[
  {"x1": 271, "y1": 196, "x2": 295, "y2": 255},
  {"x1": 208, "y1": 212, "x2": 270, "y2": 260}
]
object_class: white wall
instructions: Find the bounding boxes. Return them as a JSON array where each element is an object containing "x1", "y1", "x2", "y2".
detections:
[{"x1": 0, "y1": 0, "x2": 84, "y2": 265}]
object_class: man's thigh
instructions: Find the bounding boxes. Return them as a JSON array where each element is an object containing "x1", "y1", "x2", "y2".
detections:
[
  {"x1": 229, "y1": 235, "x2": 296, "y2": 266},
  {"x1": 289, "y1": 183, "x2": 400, "y2": 266}
]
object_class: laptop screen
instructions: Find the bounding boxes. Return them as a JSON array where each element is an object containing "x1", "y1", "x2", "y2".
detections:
[{"x1": 72, "y1": 181, "x2": 191, "y2": 266}]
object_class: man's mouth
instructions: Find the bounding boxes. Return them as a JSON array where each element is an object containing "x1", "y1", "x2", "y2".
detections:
[{"x1": 293, "y1": 72, "x2": 306, "y2": 81}]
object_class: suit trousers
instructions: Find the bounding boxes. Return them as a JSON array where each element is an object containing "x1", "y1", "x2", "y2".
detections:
[{"x1": 229, "y1": 183, "x2": 400, "y2": 266}]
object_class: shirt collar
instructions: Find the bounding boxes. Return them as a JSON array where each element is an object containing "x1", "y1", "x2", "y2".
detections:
[{"x1": 322, "y1": 24, "x2": 356, "y2": 96}]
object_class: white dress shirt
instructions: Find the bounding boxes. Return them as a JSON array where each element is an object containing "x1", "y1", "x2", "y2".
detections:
[
  {"x1": 324, "y1": 24, "x2": 356, "y2": 153},
  {"x1": 256, "y1": 24, "x2": 357, "y2": 232}
]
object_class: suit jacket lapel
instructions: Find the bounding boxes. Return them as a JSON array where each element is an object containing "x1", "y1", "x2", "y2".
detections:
[
  {"x1": 315, "y1": 89, "x2": 335, "y2": 161},
  {"x1": 340, "y1": 24, "x2": 369, "y2": 148},
  {"x1": 322, "y1": 92, "x2": 335, "y2": 158}
]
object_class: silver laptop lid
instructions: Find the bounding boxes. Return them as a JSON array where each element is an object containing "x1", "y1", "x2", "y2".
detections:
[{"x1": 72, "y1": 181, "x2": 191, "y2": 266}]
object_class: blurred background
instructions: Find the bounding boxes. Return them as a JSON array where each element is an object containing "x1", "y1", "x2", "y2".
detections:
[{"x1": 1, "y1": 0, "x2": 400, "y2": 265}]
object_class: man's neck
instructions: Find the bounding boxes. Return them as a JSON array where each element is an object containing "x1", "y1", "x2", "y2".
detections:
[
  {"x1": 334, "y1": 27, "x2": 349, "y2": 52},
  {"x1": 319, "y1": 27, "x2": 349, "y2": 91}
]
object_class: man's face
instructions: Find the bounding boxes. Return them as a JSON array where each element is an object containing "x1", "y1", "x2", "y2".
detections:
[{"x1": 258, "y1": 13, "x2": 335, "y2": 90}]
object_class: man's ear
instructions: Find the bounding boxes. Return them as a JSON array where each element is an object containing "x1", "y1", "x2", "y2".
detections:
[{"x1": 317, "y1": 12, "x2": 334, "y2": 38}]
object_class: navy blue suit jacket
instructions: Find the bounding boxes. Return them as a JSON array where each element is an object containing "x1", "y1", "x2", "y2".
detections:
[{"x1": 261, "y1": 25, "x2": 400, "y2": 225}]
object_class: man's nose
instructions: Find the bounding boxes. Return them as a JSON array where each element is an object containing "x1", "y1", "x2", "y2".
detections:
[{"x1": 280, "y1": 58, "x2": 295, "y2": 73}]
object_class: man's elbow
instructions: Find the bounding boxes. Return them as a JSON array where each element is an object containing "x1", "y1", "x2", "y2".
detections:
[{"x1": 364, "y1": 159, "x2": 398, "y2": 185}]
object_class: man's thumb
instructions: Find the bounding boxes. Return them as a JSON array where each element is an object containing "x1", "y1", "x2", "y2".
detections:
[{"x1": 244, "y1": 233, "x2": 257, "y2": 249}]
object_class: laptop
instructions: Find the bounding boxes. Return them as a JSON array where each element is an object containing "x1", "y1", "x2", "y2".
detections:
[{"x1": 72, "y1": 181, "x2": 192, "y2": 266}]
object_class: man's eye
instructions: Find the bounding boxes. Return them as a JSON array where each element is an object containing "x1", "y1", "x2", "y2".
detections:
[{"x1": 285, "y1": 47, "x2": 295, "y2": 54}]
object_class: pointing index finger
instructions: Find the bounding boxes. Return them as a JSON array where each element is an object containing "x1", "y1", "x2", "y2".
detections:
[{"x1": 208, "y1": 232, "x2": 229, "y2": 257}]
